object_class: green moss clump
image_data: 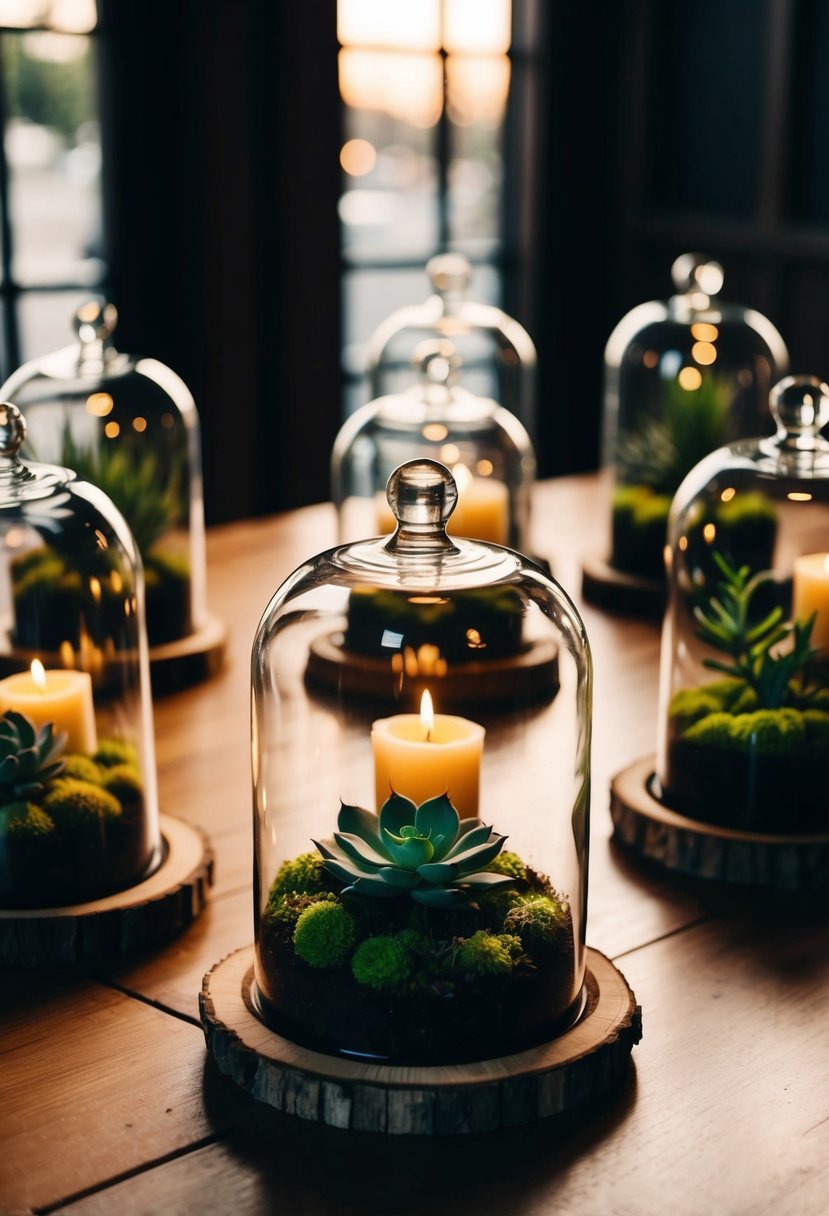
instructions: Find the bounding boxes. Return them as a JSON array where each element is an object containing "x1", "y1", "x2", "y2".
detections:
[
  {"x1": 94, "y1": 739, "x2": 140, "y2": 770},
  {"x1": 267, "y1": 852, "x2": 328, "y2": 905},
  {"x1": 504, "y1": 896, "x2": 568, "y2": 960},
  {"x1": 802, "y1": 709, "x2": 829, "y2": 757},
  {"x1": 455, "y1": 930, "x2": 522, "y2": 977},
  {"x1": 487, "y1": 850, "x2": 527, "y2": 882},
  {"x1": 293, "y1": 901, "x2": 355, "y2": 969},
  {"x1": 62, "y1": 754, "x2": 103, "y2": 784},
  {"x1": 43, "y1": 778, "x2": 122, "y2": 830},
  {"x1": 351, "y1": 934, "x2": 414, "y2": 991},
  {"x1": 683, "y1": 708, "x2": 808, "y2": 756},
  {"x1": 100, "y1": 764, "x2": 143, "y2": 805},
  {"x1": 0, "y1": 800, "x2": 55, "y2": 839},
  {"x1": 265, "y1": 890, "x2": 335, "y2": 930}
]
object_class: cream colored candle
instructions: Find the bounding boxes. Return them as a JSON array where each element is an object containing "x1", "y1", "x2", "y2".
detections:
[
  {"x1": 371, "y1": 690, "x2": 484, "y2": 819},
  {"x1": 0, "y1": 660, "x2": 97, "y2": 753},
  {"x1": 793, "y1": 552, "x2": 829, "y2": 651},
  {"x1": 375, "y1": 465, "x2": 509, "y2": 545}
]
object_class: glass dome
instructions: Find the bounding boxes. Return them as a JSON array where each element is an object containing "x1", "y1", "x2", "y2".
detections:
[
  {"x1": 364, "y1": 252, "x2": 537, "y2": 432},
  {"x1": 656, "y1": 375, "x2": 829, "y2": 834},
  {"x1": 0, "y1": 301, "x2": 208, "y2": 651},
  {"x1": 602, "y1": 253, "x2": 789, "y2": 585},
  {"x1": 333, "y1": 338, "x2": 536, "y2": 551},
  {"x1": 252, "y1": 459, "x2": 591, "y2": 1064},
  {"x1": 0, "y1": 402, "x2": 160, "y2": 909}
]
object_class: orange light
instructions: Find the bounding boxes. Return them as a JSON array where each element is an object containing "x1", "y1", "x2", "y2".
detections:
[
  {"x1": 340, "y1": 137, "x2": 377, "y2": 175},
  {"x1": 678, "y1": 367, "x2": 702, "y2": 391},
  {"x1": 642, "y1": 350, "x2": 659, "y2": 369},
  {"x1": 476, "y1": 459, "x2": 493, "y2": 475},
  {"x1": 721, "y1": 488, "x2": 736, "y2": 502},
  {"x1": 692, "y1": 341, "x2": 717, "y2": 366},
  {"x1": 703, "y1": 523, "x2": 717, "y2": 543},
  {"x1": 86, "y1": 392, "x2": 113, "y2": 417},
  {"x1": 104, "y1": 421, "x2": 120, "y2": 439},
  {"x1": 423, "y1": 423, "x2": 448, "y2": 441},
  {"x1": 31, "y1": 659, "x2": 46, "y2": 691},
  {"x1": 420, "y1": 689, "x2": 434, "y2": 740},
  {"x1": 132, "y1": 416, "x2": 147, "y2": 433},
  {"x1": 691, "y1": 323, "x2": 718, "y2": 342}
]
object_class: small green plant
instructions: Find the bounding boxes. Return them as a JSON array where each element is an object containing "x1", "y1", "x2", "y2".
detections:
[
  {"x1": 43, "y1": 777, "x2": 122, "y2": 830},
  {"x1": 351, "y1": 933, "x2": 414, "y2": 990},
  {"x1": 0, "y1": 711, "x2": 67, "y2": 803},
  {"x1": 504, "y1": 896, "x2": 570, "y2": 959},
  {"x1": 693, "y1": 553, "x2": 824, "y2": 709},
  {"x1": 292, "y1": 900, "x2": 356, "y2": 969},
  {"x1": 267, "y1": 852, "x2": 329, "y2": 905},
  {"x1": 455, "y1": 930, "x2": 523, "y2": 976},
  {"x1": 314, "y1": 791, "x2": 515, "y2": 908}
]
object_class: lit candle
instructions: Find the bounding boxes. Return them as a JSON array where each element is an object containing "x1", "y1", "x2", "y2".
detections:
[
  {"x1": 793, "y1": 553, "x2": 829, "y2": 652},
  {"x1": 375, "y1": 465, "x2": 510, "y2": 545},
  {"x1": 371, "y1": 690, "x2": 485, "y2": 819},
  {"x1": 0, "y1": 660, "x2": 97, "y2": 753}
]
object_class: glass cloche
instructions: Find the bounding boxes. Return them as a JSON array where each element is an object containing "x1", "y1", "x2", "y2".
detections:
[
  {"x1": 0, "y1": 402, "x2": 160, "y2": 908},
  {"x1": 656, "y1": 375, "x2": 829, "y2": 834},
  {"x1": 332, "y1": 339, "x2": 536, "y2": 551},
  {"x1": 252, "y1": 459, "x2": 591, "y2": 1064},
  {"x1": 0, "y1": 301, "x2": 209, "y2": 655},
  {"x1": 365, "y1": 252, "x2": 537, "y2": 431},
  {"x1": 600, "y1": 253, "x2": 789, "y2": 589}
]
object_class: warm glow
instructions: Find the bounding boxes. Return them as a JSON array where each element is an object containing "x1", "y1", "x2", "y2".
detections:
[
  {"x1": 441, "y1": 443, "x2": 461, "y2": 465},
  {"x1": 340, "y1": 137, "x2": 377, "y2": 175},
  {"x1": 423, "y1": 423, "x2": 448, "y2": 441},
  {"x1": 338, "y1": 0, "x2": 440, "y2": 50},
  {"x1": 86, "y1": 392, "x2": 113, "y2": 418},
  {"x1": 788, "y1": 492, "x2": 813, "y2": 502},
  {"x1": 703, "y1": 523, "x2": 717, "y2": 543},
  {"x1": 447, "y1": 54, "x2": 510, "y2": 125},
  {"x1": 31, "y1": 659, "x2": 46, "y2": 691},
  {"x1": 339, "y1": 48, "x2": 443, "y2": 125},
  {"x1": 692, "y1": 341, "x2": 717, "y2": 366},
  {"x1": 476, "y1": 458, "x2": 493, "y2": 475},
  {"x1": 89, "y1": 576, "x2": 102, "y2": 602},
  {"x1": 420, "y1": 689, "x2": 435, "y2": 740},
  {"x1": 691, "y1": 322, "x2": 718, "y2": 342},
  {"x1": 678, "y1": 366, "x2": 703, "y2": 391},
  {"x1": 161, "y1": 413, "x2": 175, "y2": 429},
  {"x1": 444, "y1": 0, "x2": 511, "y2": 53},
  {"x1": 452, "y1": 462, "x2": 472, "y2": 491},
  {"x1": 720, "y1": 487, "x2": 736, "y2": 502},
  {"x1": 642, "y1": 349, "x2": 659, "y2": 369},
  {"x1": 104, "y1": 421, "x2": 120, "y2": 438},
  {"x1": 132, "y1": 416, "x2": 147, "y2": 433},
  {"x1": 678, "y1": 535, "x2": 688, "y2": 552}
]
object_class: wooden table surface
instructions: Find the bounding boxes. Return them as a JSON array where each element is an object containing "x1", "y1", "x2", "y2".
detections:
[{"x1": 3, "y1": 474, "x2": 828, "y2": 1216}]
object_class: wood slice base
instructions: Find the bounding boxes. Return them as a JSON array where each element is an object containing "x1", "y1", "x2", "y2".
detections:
[
  {"x1": 0, "y1": 814, "x2": 214, "y2": 966},
  {"x1": 610, "y1": 756, "x2": 829, "y2": 892},
  {"x1": 306, "y1": 633, "x2": 559, "y2": 710},
  {"x1": 200, "y1": 945, "x2": 641, "y2": 1135},
  {"x1": 581, "y1": 553, "x2": 665, "y2": 619},
  {"x1": 149, "y1": 614, "x2": 228, "y2": 695}
]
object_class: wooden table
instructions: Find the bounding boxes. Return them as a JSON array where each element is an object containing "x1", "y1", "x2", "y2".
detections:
[{"x1": 3, "y1": 475, "x2": 828, "y2": 1216}]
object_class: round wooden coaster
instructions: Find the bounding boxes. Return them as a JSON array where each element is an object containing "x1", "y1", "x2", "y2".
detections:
[
  {"x1": 610, "y1": 756, "x2": 829, "y2": 891},
  {"x1": 200, "y1": 945, "x2": 641, "y2": 1135},
  {"x1": 149, "y1": 615, "x2": 227, "y2": 695},
  {"x1": 0, "y1": 814, "x2": 214, "y2": 966},
  {"x1": 306, "y1": 633, "x2": 559, "y2": 710},
  {"x1": 581, "y1": 553, "x2": 665, "y2": 619}
]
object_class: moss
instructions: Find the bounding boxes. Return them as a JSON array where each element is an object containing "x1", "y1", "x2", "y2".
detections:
[
  {"x1": 455, "y1": 930, "x2": 522, "y2": 977},
  {"x1": 504, "y1": 896, "x2": 568, "y2": 960},
  {"x1": 717, "y1": 491, "x2": 777, "y2": 528},
  {"x1": 0, "y1": 800, "x2": 54, "y2": 839},
  {"x1": 100, "y1": 764, "x2": 143, "y2": 805},
  {"x1": 94, "y1": 739, "x2": 140, "y2": 770},
  {"x1": 669, "y1": 688, "x2": 728, "y2": 730},
  {"x1": 293, "y1": 901, "x2": 355, "y2": 969},
  {"x1": 683, "y1": 708, "x2": 808, "y2": 756},
  {"x1": 62, "y1": 754, "x2": 103, "y2": 784},
  {"x1": 801, "y1": 709, "x2": 829, "y2": 757},
  {"x1": 267, "y1": 852, "x2": 328, "y2": 904},
  {"x1": 351, "y1": 934, "x2": 414, "y2": 991},
  {"x1": 265, "y1": 890, "x2": 335, "y2": 930},
  {"x1": 487, "y1": 850, "x2": 527, "y2": 882},
  {"x1": 612, "y1": 484, "x2": 650, "y2": 516},
  {"x1": 43, "y1": 777, "x2": 122, "y2": 830},
  {"x1": 633, "y1": 493, "x2": 672, "y2": 528}
]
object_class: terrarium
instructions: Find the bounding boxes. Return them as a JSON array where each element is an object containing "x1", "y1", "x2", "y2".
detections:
[
  {"x1": 251, "y1": 459, "x2": 590, "y2": 1064},
  {"x1": 332, "y1": 339, "x2": 535, "y2": 551},
  {"x1": 589, "y1": 253, "x2": 788, "y2": 609},
  {"x1": 0, "y1": 402, "x2": 161, "y2": 909},
  {"x1": 365, "y1": 252, "x2": 537, "y2": 431},
  {"x1": 0, "y1": 301, "x2": 215, "y2": 670},
  {"x1": 655, "y1": 376, "x2": 829, "y2": 835}
]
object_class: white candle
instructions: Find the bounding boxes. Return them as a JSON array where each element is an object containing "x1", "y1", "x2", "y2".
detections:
[
  {"x1": 376, "y1": 465, "x2": 510, "y2": 545},
  {"x1": 0, "y1": 660, "x2": 97, "y2": 753},
  {"x1": 371, "y1": 690, "x2": 484, "y2": 819},
  {"x1": 793, "y1": 552, "x2": 829, "y2": 652}
]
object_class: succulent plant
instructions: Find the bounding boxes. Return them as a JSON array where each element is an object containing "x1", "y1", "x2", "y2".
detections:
[
  {"x1": 314, "y1": 791, "x2": 515, "y2": 909},
  {"x1": 0, "y1": 711, "x2": 67, "y2": 804}
]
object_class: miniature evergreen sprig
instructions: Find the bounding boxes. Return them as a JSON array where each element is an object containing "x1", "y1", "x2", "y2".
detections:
[{"x1": 694, "y1": 552, "x2": 822, "y2": 709}]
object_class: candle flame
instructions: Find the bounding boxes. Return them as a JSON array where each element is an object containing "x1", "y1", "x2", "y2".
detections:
[
  {"x1": 31, "y1": 659, "x2": 47, "y2": 692},
  {"x1": 420, "y1": 689, "x2": 434, "y2": 741}
]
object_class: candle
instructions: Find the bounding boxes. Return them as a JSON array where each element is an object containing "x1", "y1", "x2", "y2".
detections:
[
  {"x1": 793, "y1": 552, "x2": 829, "y2": 651},
  {"x1": 376, "y1": 465, "x2": 510, "y2": 545},
  {"x1": 371, "y1": 690, "x2": 484, "y2": 819},
  {"x1": 0, "y1": 660, "x2": 97, "y2": 753}
]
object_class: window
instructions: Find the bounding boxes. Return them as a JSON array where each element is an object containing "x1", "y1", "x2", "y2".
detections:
[
  {"x1": 338, "y1": 0, "x2": 513, "y2": 415},
  {"x1": 0, "y1": 0, "x2": 104, "y2": 376}
]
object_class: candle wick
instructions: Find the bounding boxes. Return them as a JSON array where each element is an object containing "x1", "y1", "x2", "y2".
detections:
[{"x1": 425, "y1": 727, "x2": 432, "y2": 743}]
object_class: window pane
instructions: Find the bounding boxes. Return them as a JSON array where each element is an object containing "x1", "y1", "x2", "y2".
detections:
[
  {"x1": 5, "y1": 31, "x2": 103, "y2": 286},
  {"x1": 338, "y1": 0, "x2": 440, "y2": 50},
  {"x1": 447, "y1": 54, "x2": 509, "y2": 253},
  {"x1": 444, "y1": 0, "x2": 511, "y2": 53},
  {"x1": 17, "y1": 287, "x2": 94, "y2": 360},
  {"x1": 0, "y1": 0, "x2": 95, "y2": 32}
]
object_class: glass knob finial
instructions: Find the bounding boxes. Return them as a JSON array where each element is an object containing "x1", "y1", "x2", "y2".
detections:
[
  {"x1": 414, "y1": 338, "x2": 461, "y2": 387},
  {"x1": 0, "y1": 402, "x2": 27, "y2": 459},
  {"x1": 386, "y1": 459, "x2": 458, "y2": 528},
  {"x1": 427, "y1": 252, "x2": 471, "y2": 296},
  {"x1": 671, "y1": 252, "x2": 724, "y2": 297},
  {"x1": 769, "y1": 374, "x2": 829, "y2": 438},
  {"x1": 74, "y1": 300, "x2": 118, "y2": 345}
]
